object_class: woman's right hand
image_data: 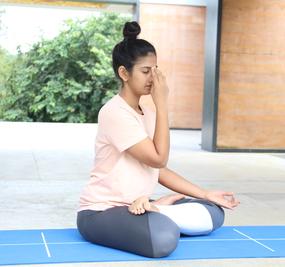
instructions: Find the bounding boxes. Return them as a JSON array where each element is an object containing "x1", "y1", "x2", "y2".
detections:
[{"x1": 150, "y1": 67, "x2": 169, "y2": 107}]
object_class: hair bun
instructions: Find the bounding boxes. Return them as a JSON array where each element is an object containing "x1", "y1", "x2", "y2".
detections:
[{"x1": 123, "y1": 21, "x2": 141, "y2": 40}]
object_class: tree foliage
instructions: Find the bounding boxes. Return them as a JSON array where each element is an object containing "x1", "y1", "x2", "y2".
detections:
[{"x1": 0, "y1": 12, "x2": 130, "y2": 122}]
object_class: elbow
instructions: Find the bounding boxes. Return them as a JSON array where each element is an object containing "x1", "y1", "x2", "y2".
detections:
[
  {"x1": 156, "y1": 163, "x2": 167, "y2": 168},
  {"x1": 153, "y1": 157, "x2": 168, "y2": 168},
  {"x1": 156, "y1": 161, "x2": 167, "y2": 169},
  {"x1": 147, "y1": 159, "x2": 167, "y2": 169}
]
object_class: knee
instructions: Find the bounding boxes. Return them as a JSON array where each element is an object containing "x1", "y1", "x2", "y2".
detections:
[
  {"x1": 213, "y1": 204, "x2": 225, "y2": 230},
  {"x1": 206, "y1": 202, "x2": 225, "y2": 231},
  {"x1": 76, "y1": 211, "x2": 89, "y2": 240},
  {"x1": 147, "y1": 212, "x2": 180, "y2": 258},
  {"x1": 185, "y1": 199, "x2": 225, "y2": 232}
]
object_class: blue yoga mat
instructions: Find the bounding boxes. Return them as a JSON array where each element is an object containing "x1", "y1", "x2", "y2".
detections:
[{"x1": 0, "y1": 226, "x2": 284, "y2": 265}]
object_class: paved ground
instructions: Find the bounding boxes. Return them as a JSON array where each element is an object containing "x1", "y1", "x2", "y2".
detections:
[{"x1": 1, "y1": 121, "x2": 285, "y2": 266}]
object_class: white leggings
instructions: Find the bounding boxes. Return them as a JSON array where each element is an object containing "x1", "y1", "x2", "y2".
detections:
[{"x1": 157, "y1": 200, "x2": 224, "y2": 236}]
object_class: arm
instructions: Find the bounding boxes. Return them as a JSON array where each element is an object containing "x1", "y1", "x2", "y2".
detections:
[
  {"x1": 159, "y1": 167, "x2": 240, "y2": 209},
  {"x1": 126, "y1": 67, "x2": 170, "y2": 168},
  {"x1": 126, "y1": 105, "x2": 169, "y2": 168},
  {"x1": 159, "y1": 167, "x2": 207, "y2": 199}
]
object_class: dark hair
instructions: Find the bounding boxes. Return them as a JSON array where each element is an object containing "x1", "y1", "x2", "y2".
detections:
[{"x1": 112, "y1": 21, "x2": 156, "y2": 81}]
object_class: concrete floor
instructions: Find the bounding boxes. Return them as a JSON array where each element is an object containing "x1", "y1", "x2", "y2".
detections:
[{"x1": 0, "y1": 121, "x2": 285, "y2": 267}]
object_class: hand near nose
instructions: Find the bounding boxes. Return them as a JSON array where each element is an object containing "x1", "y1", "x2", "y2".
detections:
[{"x1": 150, "y1": 67, "x2": 169, "y2": 107}]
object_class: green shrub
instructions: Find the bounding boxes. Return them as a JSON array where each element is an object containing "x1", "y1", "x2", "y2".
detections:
[
  {"x1": 0, "y1": 12, "x2": 130, "y2": 122},
  {"x1": 0, "y1": 47, "x2": 17, "y2": 119}
]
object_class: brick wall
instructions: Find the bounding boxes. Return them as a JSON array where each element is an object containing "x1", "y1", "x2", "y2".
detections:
[
  {"x1": 139, "y1": 3, "x2": 205, "y2": 129},
  {"x1": 217, "y1": 0, "x2": 285, "y2": 149}
]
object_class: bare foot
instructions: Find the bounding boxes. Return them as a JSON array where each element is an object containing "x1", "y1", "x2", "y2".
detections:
[
  {"x1": 152, "y1": 194, "x2": 186, "y2": 206},
  {"x1": 128, "y1": 196, "x2": 159, "y2": 215}
]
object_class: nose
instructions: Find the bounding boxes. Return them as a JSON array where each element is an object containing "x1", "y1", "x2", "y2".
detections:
[{"x1": 149, "y1": 72, "x2": 153, "y2": 82}]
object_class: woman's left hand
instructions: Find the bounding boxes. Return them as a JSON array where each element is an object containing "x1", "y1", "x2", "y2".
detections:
[{"x1": 205, "y1": 191, "x2": 240, "y2": 210}]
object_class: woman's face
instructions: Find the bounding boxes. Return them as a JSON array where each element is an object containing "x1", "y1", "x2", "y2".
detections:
[{"x1": 126, "y1": 52, "x2": 157, "y2": 96}]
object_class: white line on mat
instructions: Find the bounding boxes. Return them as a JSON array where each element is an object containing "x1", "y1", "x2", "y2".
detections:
[
  {"x1": 0, "y1": 238, "x2": 283, "y2": 248},
  {"x1": 41, "y1": 232, "x2": 51, "y2": 258},
  {"x1": 0, "y1": 241, "x2": 87, "y2": 246},
  {"x1": 179, "y1": 238, "x2": 285, "y2": 242},
  {"x1": 233, "y1": 228, "x2": 275, "y2": 252}
]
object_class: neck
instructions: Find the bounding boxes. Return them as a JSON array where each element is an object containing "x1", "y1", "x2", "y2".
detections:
[{"x1": 119, "y1": 86, "x2": 141, "y2": 111}]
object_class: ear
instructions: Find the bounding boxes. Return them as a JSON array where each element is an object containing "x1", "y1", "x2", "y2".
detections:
[{"x1": 118, "y1": 66, "x2": 129, "y2": 82}]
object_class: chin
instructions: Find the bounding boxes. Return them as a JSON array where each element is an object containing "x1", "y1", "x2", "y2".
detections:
[
  {"x1": 142, "y1": 92, "x2": 151, "y2": 96},
  {"x1": 143, "y1": 88, "x2": 152, "y2": 95},
  {"x1": 139, "y1": 90, "x2": 150, "y2": 96}
]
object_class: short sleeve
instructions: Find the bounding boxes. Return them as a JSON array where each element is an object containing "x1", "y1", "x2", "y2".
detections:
[{"x1": 100, "y1": 107, "x2": 148, "y2": 152}]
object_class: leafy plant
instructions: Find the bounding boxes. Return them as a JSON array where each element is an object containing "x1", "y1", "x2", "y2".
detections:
[
  {"x1": 0, "y1": 12, "x2": 130, "y2": 122},
  {"x1": 0, "y1": 48, "x2": 18, "y2": 119}
]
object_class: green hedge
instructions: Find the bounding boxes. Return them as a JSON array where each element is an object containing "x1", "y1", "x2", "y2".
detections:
[{"x1": 0, "y1": 12, "x2": 130, "y2": 123}]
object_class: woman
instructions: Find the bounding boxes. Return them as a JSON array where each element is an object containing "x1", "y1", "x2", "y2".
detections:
[{"x1": 77, "y1": 21, "x2": 239, "y2": 258}]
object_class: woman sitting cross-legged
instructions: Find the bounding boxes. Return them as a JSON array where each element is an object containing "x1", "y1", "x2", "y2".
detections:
[{"x1": 77, "y1": 21, "x2": 240, "y2": 258}]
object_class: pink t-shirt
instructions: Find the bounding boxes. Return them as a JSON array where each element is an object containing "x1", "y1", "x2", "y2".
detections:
[{"x1": 79, "y1": 94, "x2": 159, "y2": 211}]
